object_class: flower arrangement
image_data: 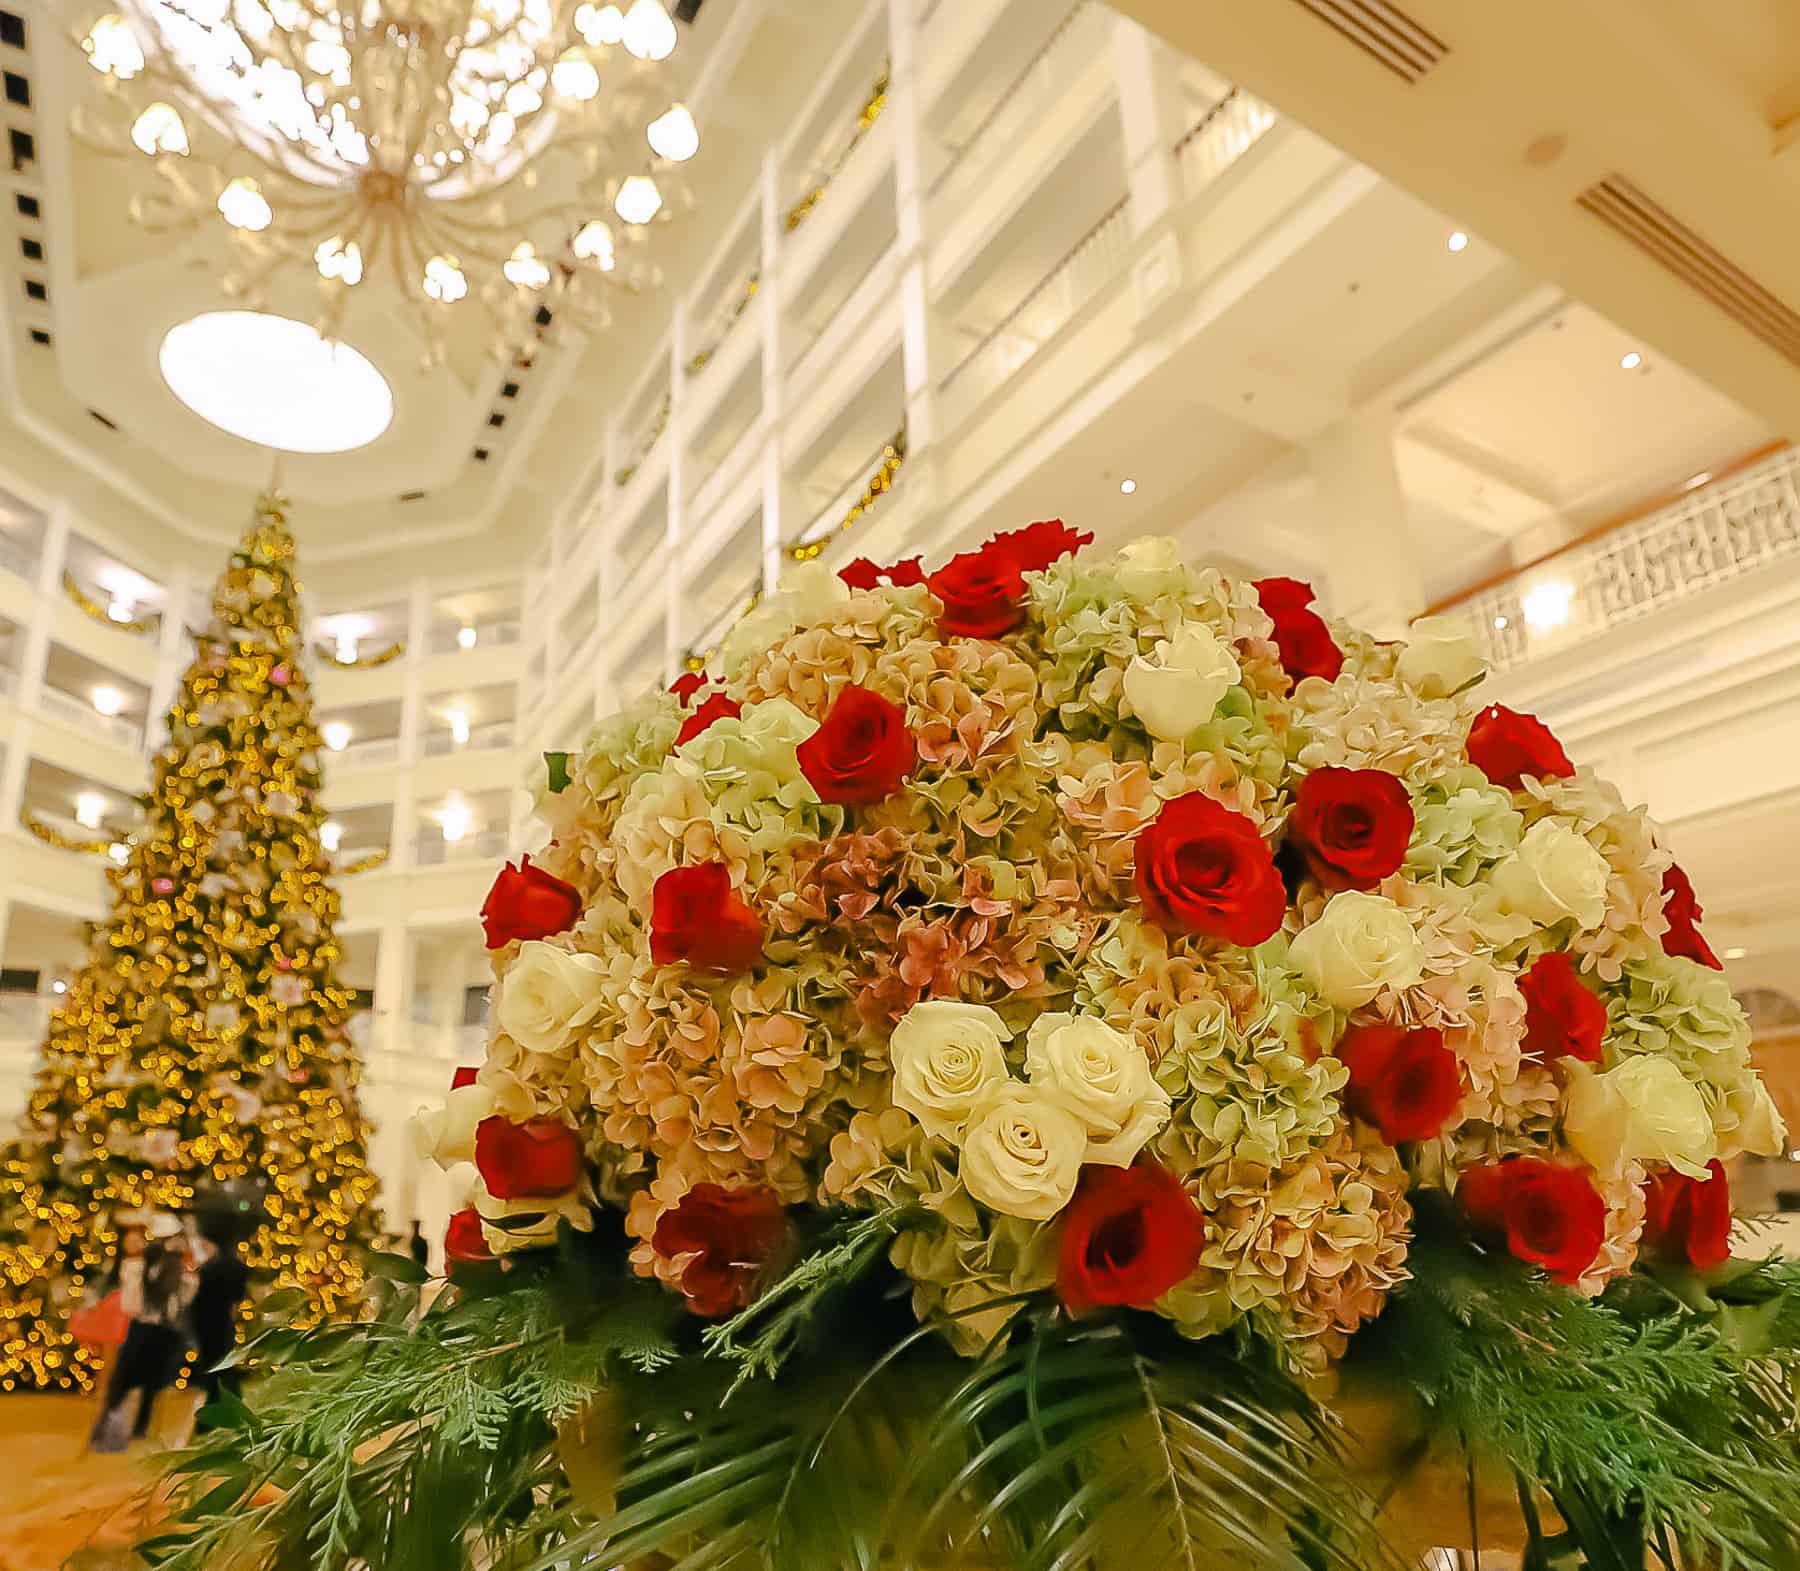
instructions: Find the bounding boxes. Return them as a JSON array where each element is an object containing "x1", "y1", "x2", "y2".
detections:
[{"x1": 155, "y1": 526, "x2": 1800, "y2": 1571}]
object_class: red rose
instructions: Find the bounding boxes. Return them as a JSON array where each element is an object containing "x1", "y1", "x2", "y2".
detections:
[
  {"x1": 1336, "y1": 1022, "x2": 1464, "y2": 1144},
  {"x1": 669, "y1": 671, "x2": 707, "y2": 705},
  {"x1": 796, "y1": 685, "x2": 915, "y2": 804},
  {"x1": 652, "y1": 1184, "x2": 789, "y2": 1318},
  {"x1": 474, "y1": 1117, "x2": 584, "y2": 1200},
  {"x1": 1642, "y1": 1159, "x2": 1731, "y2": 1271},
  {"x1": 451, "y1": 1066, "x2": 479, "y2": 1090},
  {"x1": 1288, "y1": 768, "x2": 1414, "y2": 890},
  {"x1": 1660, "y1": 865, "x2": 1721, "y2": 970},
  {"x1": 480, "y1": 855, "x2": 583, "y2": 950},
  {"x1": 650, "y1": 862, "x2": 763, "y2": 972},
  {"x1": 1465, "y1": 703, "x2": 1573, "y2": 790},
  {"x1": 988, "y1": 518, "x2": 1092, "y2": 573},
  {"x1": 675, "y1": 693, "x2": 741, "y2": 748},
  {"x1": 1057, "y1": 1162, "x2": 1206, "y2": 1314},
  {"x1": 1251, "y1": 576, "x2": 1316, "y2": 613},
  {"x1": 840, "y1": 556, "x2": 926, "y2": 591},
  {"x1": 1518, "y1": 952, "x2": 1606, "y2": 1064},
  {"x1": 1134, "y1": 792, "x2": 1286, "y2": 945},
  {"x1": 1457, "y1": 1156, "x2": 1606, "y2": 1284},
  {"x1": 927, "y1": 543, "x2": 1028, "y2": 639},
  {"x1": 444, "y1": 1208, "x2": 492, "y2": 1265}
]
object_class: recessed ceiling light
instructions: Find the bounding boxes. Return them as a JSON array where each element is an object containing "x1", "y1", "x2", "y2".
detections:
[
  {"x1": 1447, "y1": 230, "x2": 1469, "y2": 253},
  {"x1": 1619, "y1": 351, "x2": 1642, "y2": 370},
  {"x1": 458, "y1": 625, "x2": 478, "y2": 649},
  {"x1": 159, "y1": 310, "x2": 393, "y2": 453},
  {"x1": 1119, "y1": 478, "x2": 1137, "y2": 494},
  {"x1": 1722, "y1": 946, "x2": 1747, "y2": 961},
  {"x1": 92, "y1": 685, "x2": 126, "y2": 717},
  {"x1": 1492, "y1": 614, "x2": 1508, "y2": 630},
  {"x1": 1521, "y1": 579, "x2": 1574, "y2": 630},
  {"x1": 1683, "y1": 471, "x2": 1712, "y2": 491}
]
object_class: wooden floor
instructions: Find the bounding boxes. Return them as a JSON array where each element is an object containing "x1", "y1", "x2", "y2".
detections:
[{"x1": 0, "y1": 1393, "x2": 182, "y2": 1571}]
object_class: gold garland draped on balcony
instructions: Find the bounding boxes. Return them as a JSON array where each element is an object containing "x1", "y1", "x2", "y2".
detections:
[
  {"x1": 60, "y1": 573, "x2": 157, "y2": 635},
  {"x1": 688, "y1": 273, "x2": 760, "y2": 372},
  {"x1": 786, "y1": 67, "x2": 890, "y2": 232},
  {"x1": 313, "y1": 640, "x2": 406, "y2": 669},
  {"x1": 338, "y1": 848, "x2": 390, "y2": 876},
  {"x1": 19, "y1": 809, "x2": 122, "y2": 856}
]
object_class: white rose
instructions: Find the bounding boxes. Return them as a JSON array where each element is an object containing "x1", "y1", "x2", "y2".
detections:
[
  {"x1": 409, "y1": 1082, "x2": 496, "y2": 1169},
  {"x1": 958, "y1": 1081, "x2": 1087, "y2": 1220},
  {"x1": 1563, "y1": 1056, "x2": 1717, "y2": 1178},
  {"x1": 1024, "y1": 1013, "x2": 1170, "y2": 1165},
  {"x1": 1115, "y1": 535, "x2": 1185, "y2": 598},
  {"x1": 1289, "y1": 891, "x2": 1425, "y2": 1009},
  {"x1": 1396, "y1": 614, "x2": 1486, "y2": 698},
  {"x1": 495, "y1": 941, "x2": 610, "y2": 1058},
  {"x1": 780, "y1": 558, "x2": 853, "y2": 623},
  {"x1": 1122, "y1": 624, "x2": 1241, "y2": 742},
  {"x1": 474, "y1": 1179, "x2": 594, "y2": 1255},
  {"x1": 1493, "y1": 821, "x2": 1610, "y2": 931},
  {"x1": 890, "y1": 1001, "x2": 1011, "y2": 1141},
  {"x1": 1720, "y1": 1077, "x2": 1787, "y2": 1160}
]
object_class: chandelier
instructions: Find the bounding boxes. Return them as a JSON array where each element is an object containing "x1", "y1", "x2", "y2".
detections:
[{"x1": 77, "y1": 2, "x2": 700, "y2": 364}]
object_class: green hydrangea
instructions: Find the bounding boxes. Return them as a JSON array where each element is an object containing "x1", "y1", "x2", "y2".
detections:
[
  {"x1": 681, "y1": 697, "x2": 842, "y2": 852},
  {"x1": 1604, "y1": 953, "x2": 1761, "y2": 1142},
  {"x1": 578, "y1": 692, "x2": 682, "y2": 807},
  {"x1": 1404, "y1": 767, "x2": 1525, "y2": 886}
]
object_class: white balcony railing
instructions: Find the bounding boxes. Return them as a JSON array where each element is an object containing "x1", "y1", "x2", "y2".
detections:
[
  {"x1": 413, "y1": 828, "x2": 508, "y2": 866},
  {"x1": 423, "y1": 719, "x2": 516, "y2": 757},
  {"x1": 333, "y1": 737, "x2": 403, "y2": 771},
  {"x1": 1460, "y1": 446, "x2": 1800, "y2": 674},
  {"x1": 0, "y1": 992, "x2": 51, "y2": 1043},
  {"x1": 37, "y1": 685, "x2": 141, "y2": 747},
  {"x1": 0, "y1": 531, "x2": 37, "y2": 582},
  {"x1": 939, "y1": 193, "x2": 1135, "y2": 431},
  {"x1": 1175, "y1": 88, "x2": 1277, "y2": 196},
  {"x1": 428, "y1": 617, "x2": 523, "y2": 656},
  {"x1": 0, "y1": 666, "x2": 15, "y2": 697}
]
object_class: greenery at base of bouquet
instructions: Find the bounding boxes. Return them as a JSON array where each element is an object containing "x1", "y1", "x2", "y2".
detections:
[{"x1": 142, "y1": 1196, "x2": 1800, "y2": 1571}]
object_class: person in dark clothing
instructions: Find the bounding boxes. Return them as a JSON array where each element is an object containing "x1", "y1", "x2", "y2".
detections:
[
  {"x1": 91, "y1": 1233, "x2": 193, "y2": 1451},
  {"x1": 190, "y1": 1221, "x2": 253, "y2": 1424},
  {"x1": 408, "y1": 1221, "x2": 430, "y2": 1270}
]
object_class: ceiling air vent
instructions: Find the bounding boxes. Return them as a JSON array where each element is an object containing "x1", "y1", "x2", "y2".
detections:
[
  {"x1": 1577, "y1": 175, "x2": 1800, "y2": 369},
  {"x1": 1288, "y1": 0, "x2": 1448, "y2": 83}
]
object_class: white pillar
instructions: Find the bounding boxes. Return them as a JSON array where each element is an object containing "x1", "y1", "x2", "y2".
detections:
[
  {"x1": 389, "y1": 581, "x2": 431, "y2": 869},
  {"x1": 374, "y1": 921, "x2": 413, "y2": 1059},
  {"x1": 887, "y1": 0, "x2": 937, "y2": 468},
  {"x1": 759, "y1": 149, "x2": 787, "y2": 593},
  {"x1": 0, "y1": 510, "x2": 68, "y2": 827},
  {"x1": 147, "y1": 569, "x2": 193, "y2": 740},
  {"x1": 1307, "y1": 409, "x2": 1425, "y2": 638},
  {"x1": 594, "y1": 422, "x2": 622, "y2": 714},
  {"x1": 664, "y1": 306, "x2": 689, "y2": 683},
  {"x1": 1111, "y1": 18, "x2": 1185, "y2": 234}
]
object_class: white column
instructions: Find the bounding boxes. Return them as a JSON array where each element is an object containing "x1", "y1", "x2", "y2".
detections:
[
  {"x1": 1111, "y1": 18, "x2": 1185, "y2": 233},
  {"x1": 664, "y1": 307, "x2": 689, "y2": 684},
  {"x1": 0, "y1": 510, "x2": 69, "y2": 828},
  {"x1": 0, "y1": 894, "x2": 12, "y2": 967},
  {"x1": 1306, "y1": 409, "x2": 1425, "y2": 639},
  {"x1": 594, "y1": 422, "x2": 622, "y2": 713},
  {"x1": 759, "y1": 149, "x2": 787, "y2": 593},
  {"x1": 389, "y1": 581, "x2": 431, "y2": 869},
  {"x1": 887, "y1": 0, "x2": 938, "y2": 468},
  {"x1": 147, "y1": 570, "x2": 193, "y2": 735},
  {"x1": 374, "y1": 921, "x2": 413, "y2": 1058}
]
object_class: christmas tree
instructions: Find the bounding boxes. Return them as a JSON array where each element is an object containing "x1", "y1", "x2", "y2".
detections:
[{"x1": 0, "y1": 495, "x2": 380, "y2": 1391}]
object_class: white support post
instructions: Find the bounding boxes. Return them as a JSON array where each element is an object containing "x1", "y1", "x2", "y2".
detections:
[
  {"x1": 1307, "y1": 409, "x2": 1425, "y2": 639},
  {"x1": 1111, "y1": 16, "x2": 1192, "y2": 328},
  {"x1": 389, "y1": 581, "x2": 431, "y2": 869},
  {"x1": 887, "y1": 0, "x2": 938, "y2": 480},
  {"x1": 759, "y1": 149, "x2": 786, "y2": 593},
  {"x1": 374, "y1": 921, "x2": 413, "y2": 1059},
  {"x1": 664, "y1": 306, "x2": 689, "y2": 684},
  {"x1": 593, "y1": 421, "x2": 623, "y2": 716},
  {"x1": 0, "y1": 509, "x2": 69, "y2": 829}
]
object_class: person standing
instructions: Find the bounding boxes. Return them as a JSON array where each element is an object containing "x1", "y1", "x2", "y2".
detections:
[
  {"x1": 408, "y1": 1221, "x2": 430, "y2": 1271},
  {"x1": 89, "y1": 1218, "x2": 195, "y2": 1451},
  {"x1": 188, "y1": 1218, "x2": 252, "y2": 1426}
]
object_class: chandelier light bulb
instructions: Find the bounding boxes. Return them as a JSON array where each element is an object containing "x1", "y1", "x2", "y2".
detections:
[
  {"x1": 440, "y1": 797, "x2": 473, "y2": 842},
  {"x1": 446, "y1": 707, "x2": 471, "y2": 745},
  {"x1": 503, "y1": 241, "x2": 552, "y2": 289},
  {"x1": 131, "y1": 102, "x2": 189, "y2": 157},
  {"x1": 552, "y1": 49, "x2": 601, "y2": 102},
  {"x1": 75, "y1": 792, "x2": 107, "y2": 831},
  {"x1": 315, "y1": 235, "x2": 364, "y2": 286},
  {"x1": 505, "y1": 78, "x2": 544, "y2": 117},
  {"x1": 423, "y1": 254, "x2": 469, "y2": 303},
  {"x1": 614, "y1": 174, "x2": 663, "y2": 225},
  {"x1": 577, "y1": 3, "x2": 627, "y2": 44},
  {"x1": 458, "y1": 625, "x2": 478, "y2": 649},
  {"x1": 321, "y1": 721, "x2": 352, "y2": 752},
  {"x1": 621, "y1": 0, "x2": 677, "y2": 61},
  {"x1": 218, "y1": 175, "x2": 273, "y2": 232},
  {"x1": 92, "y1": 685, "x2": 127, "y2": 718},
  {"x1": 334, "y1": 632, "x2": 358, "y2": 663},
  {"x1": 107, "y1": 597, "x2": 135, "y2": 623},
  {"x1": 646, "y1": 103, "x2": 698, "y2": 162},
  {"x1": 84, "y1": 14, "x2": 145, "y2": 79},
  {"x1": 572, "y1": 218, "x2": 615, "y2": 268},
  {"x1": 320, "y1": 821, "x2": 343, "y2": 852}
]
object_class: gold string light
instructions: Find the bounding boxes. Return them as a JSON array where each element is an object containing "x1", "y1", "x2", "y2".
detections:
[
  {"x1": 785, "y1": 69, "x2": 890, "y2": 233},
  {"x1": 0, "y1": 495, "x2": 380, "y2": 1392}
]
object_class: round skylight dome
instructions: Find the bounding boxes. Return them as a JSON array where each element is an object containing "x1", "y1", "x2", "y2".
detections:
[{"x1": 159, "y1": 311, "x2": 394, "y2": 453}]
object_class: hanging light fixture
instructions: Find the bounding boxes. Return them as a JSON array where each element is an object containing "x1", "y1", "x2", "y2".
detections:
[{"x1": 76, "y1": 3, "x2": 702, "y2": 364}]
